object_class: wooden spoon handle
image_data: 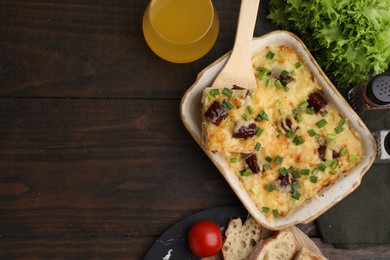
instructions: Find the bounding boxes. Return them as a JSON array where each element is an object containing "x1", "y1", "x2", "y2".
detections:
[
  {"x1": 212, "y1": 0, "x2": 260, "y2": 90},
  {"x1": 230, "y1": 0, "x2": 260, "y2": 66}
]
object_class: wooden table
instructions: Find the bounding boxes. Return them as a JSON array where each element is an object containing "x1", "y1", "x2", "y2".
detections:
[{"x1": 0, "y1": 1, "x2": 389, "y2": 259}]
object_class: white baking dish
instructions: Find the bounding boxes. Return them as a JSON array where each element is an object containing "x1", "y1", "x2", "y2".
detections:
[{"x1": 180, "y1": 31, "x2": 376, "y2": 230}]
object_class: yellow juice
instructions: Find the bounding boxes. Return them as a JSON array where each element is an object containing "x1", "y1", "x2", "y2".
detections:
[
  {"x1": 151, "y1": 0, "x2": 213, "y2": 43},
  {"x1": 143, "y1": 0, "x2": 219, "y2": 63}
]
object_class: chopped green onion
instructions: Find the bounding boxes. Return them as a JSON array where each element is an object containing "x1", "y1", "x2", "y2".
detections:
[
  {"x1": 275, "y1": 80, "x2": 284, "y2": 89},
  {"x1": 287, "y1": 166, "x2": 295, "y2": 173},
  {"x1": 316, "y1": 119, "x2": 328, "y2": 128},
  {"x1": 306, "y1": 107, "x2": 315, "y2": 115},
  {"x1": 275, "y1": 99, "x2": 282, "y2": 106},
  {"x1": 298, "y1": 101, "x2": 309, "y2": 109},
  {"x1": 274, "y1": 155, "x2": 284, "y2": 165},
  {"x1": 292, "y1": 191, "x2": 301, "y2": 200},
  {"x1": 222, "y1": 87, "x2": 233, "y2": 97},
  {"x1": 266, "y1": 156, "x2": 272, "y2": 163},
  {"x1": 325, "y1": 159, "x2": 333, "y2": 166},
  {"x1": 326, "y1": 134, "x2": 337, "y2": 140},
  {"x1": 242, "y1": 113, "x2": 248, "y2": 121},
  {"x1": 310, "y1": 176, "x2": 318, "y2": 183},
  {"x1": 293, "y1": 136, "x2": 304, "y2": 145},
  {"x1": 335, "y1": 126, "x2": 344, "y2": 134},
  {"x1": 320, "y1": 110, "x2": 328, "y2": 117},
  {"x1": 279, "y1": 167, "x2": 288, "y2": 176},
  {"x1": 284, "y1": 87, "x2": 290, "y2": 92},
  {"x1": 251, "y1": 186, "x2": 259, "y2": 194},
  {"x1": 247, "y1": 106, "x2": 253, "y2": 115},
  {"x1": 222, "y1": 99, "x2": 233, "y2": 110},
  {"x1": 308, "y1": 129, "x2": 317, "y2": 137},
  {"x1": 301, "y1": 169, "x2": 310, "y2": 175},
  {"x1": 230, "y1": 157, "x2": 237, "y2": 163},
  {"x1": 256, "y1": 66, "x2": 268, "y2": 72},
  {"x1": 250, "y1": 92, "x2": 256, "y2": 99},
  {"x1": 278, "y1": 108, "x2": 284, "y2": 115},
  {"x1": 210, "y1": 89, "x2": 220, "y2": 96},
  {"x1": 349, "y1": 155, "x2": 359, "y2": 162},
  {"x1": 257, "y1": 110, "x2": 269, "y2": 121},
  {"x1": 312, "y1": 168, "x2": 320, "y2": 175},
  {"x1": 272, "y1": 209, "x2": 280, "y2": 218},
  {"x1": 207, "y1": 92, "x2": 216, "y2": 99},
  {"x1": 266, "y1": 78, "x2": 273, "y2": 86},
  {"x1": 340, "y1": 147, "x2": 349, "y2": 155},
  {"x1": 295, "y1": 114, "x2": 303, "y2": 123},
  {"x1": 266, "y1": 51, "x2": 275, "y2": 60},
  {"x1": 330, "y1": 160, "x2": 338, "y2": 169},
  {"x1": 293, "y1": 108, "x2": 302, "y2": 115},
  {"x1": 255, "y1": 127, "x2": 264, "y2": 136},
  {"x1": 240, "y1": 169, "x2": 252, "y2": 176},
  {"x1": 262, "y1": 207, "x2": 270, "y2": 213},
  {"x1": 294, "y1": 61, "x2": 302, "y2": 68},
  {"x1": 318, "y1": 163, "x2": 327, "y2": 172},
  {"x1": 329, "y1": 171, "x2": 338, "y2": 175},
  {"x1": 338, "y1": 119, "x2": 345, "y2": 126},
  {"x1": 254, "y1": 142, "x2": 261, "y2": 151},
  {"x1": 292, "y1": 183, "x2": 301, "y2": 190},
  {"x1": 258, "y1": 69, "x2": 269, "y2": 79},
  {"x1": 266, "y1": 183, "x2": 275, "y2": 192},
  {"x1": 292, "y1": 170, "x2": 301, "y2": 179},
  {"x1": 280, "y1": 70, "x2": 289, "y2": 78},
  {"x1": 285, "y1": 130, "x2": 295, "y2": 138},
  {"x1": 263, "y1": 164, "x2": 271, "y2": 170}
]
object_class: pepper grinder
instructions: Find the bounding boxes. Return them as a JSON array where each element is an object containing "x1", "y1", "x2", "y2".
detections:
[
  {"x1": 348, "y1": 71, "x2": 390, "y2": 117},
  {"x1": 372, "y1": 130, "x2": 390, "y2": 164}
]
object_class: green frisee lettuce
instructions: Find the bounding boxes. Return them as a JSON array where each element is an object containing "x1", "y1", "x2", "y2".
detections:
[{"x1": 268, "y1": 0, "x2": 390, "y2": 88}]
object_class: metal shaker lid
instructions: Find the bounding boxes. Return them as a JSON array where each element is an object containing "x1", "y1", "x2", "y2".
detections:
[{"x1": 366, "y1": 72, "x2": 390, "y2": 105}]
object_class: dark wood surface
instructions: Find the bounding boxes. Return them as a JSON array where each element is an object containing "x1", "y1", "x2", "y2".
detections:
[{"x1": 0, "y1": 0, "x2": 389, "y2": 259}]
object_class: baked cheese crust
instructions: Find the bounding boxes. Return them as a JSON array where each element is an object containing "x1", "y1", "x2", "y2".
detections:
[{"x1": 202, "y1": 45, "x2": 364, "y2": 220}]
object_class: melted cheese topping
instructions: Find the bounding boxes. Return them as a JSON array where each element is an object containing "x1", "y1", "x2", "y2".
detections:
[{"x1": 202, "y1": 45, "x2": 364, "y2": 220}]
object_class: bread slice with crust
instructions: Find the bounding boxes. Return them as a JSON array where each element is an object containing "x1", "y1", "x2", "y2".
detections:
[
  {"x1": 249, "y1": 230, "x2": 297, "y2": 260},
  {"x1": 222, "y1": 217, "x2": 270, "y2": 260}
]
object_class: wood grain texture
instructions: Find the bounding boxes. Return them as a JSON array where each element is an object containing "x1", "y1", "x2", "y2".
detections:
[
  {"x1": 0, "y1": 98, "x2": 239, "y2": 237},
  {"x1": 0, "y1": 0, "x2": 278, "y2": 99},
  {"x1": 0, "y1": 237, "x2": 155, "y2": 259},
  {"x1": 0, "y1": 0, "x2": 389, "y2": 259}
]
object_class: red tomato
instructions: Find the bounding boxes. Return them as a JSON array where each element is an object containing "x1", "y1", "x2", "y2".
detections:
[{"x1": 188, "y1": 221, "x2": 223, "y2": 257}]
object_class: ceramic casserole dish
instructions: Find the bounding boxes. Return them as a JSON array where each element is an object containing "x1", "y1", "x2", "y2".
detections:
[{"x1": 180, "y1": 31, "x2": 376, "y2": 230}]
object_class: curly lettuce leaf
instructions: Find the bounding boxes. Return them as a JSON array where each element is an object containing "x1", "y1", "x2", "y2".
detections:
[{"x1": 268, "y1": 0, "x2": 390, "y2": 88}]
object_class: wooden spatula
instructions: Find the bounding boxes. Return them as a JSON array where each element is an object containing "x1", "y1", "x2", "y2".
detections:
[{"x1": 212, "y1": 0, "x2": 260, "y2": 90}]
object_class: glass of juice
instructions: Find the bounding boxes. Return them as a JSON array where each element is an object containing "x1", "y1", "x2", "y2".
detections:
[{"x1": 142, "y1": 0, "x2": 219, "y2": 63}]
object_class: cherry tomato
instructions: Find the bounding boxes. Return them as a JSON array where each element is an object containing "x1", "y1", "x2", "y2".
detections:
[{"x1": 188, "y1": 220, "x2": 222, "y2": 257}]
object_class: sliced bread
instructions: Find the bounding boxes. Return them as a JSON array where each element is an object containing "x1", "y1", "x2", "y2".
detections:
[
  {"x1": 249, "y1": 230, "x2": 297, "y2": 260},
  {"x1": 222, "y1": 217, "x2": 268, "y2": 260}
]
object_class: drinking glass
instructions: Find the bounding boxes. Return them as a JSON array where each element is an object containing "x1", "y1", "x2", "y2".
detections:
[{"x1": 142, "y1": 0, "x2": 219, "y2": 63}]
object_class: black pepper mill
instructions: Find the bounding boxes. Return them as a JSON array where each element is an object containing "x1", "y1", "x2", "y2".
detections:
[
  {"x1": 348, "y1": 71, "x2": 390, "y2": 116},
  {"x1": 372, "y1": 130, "x2": 390, "y2": 164}
]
